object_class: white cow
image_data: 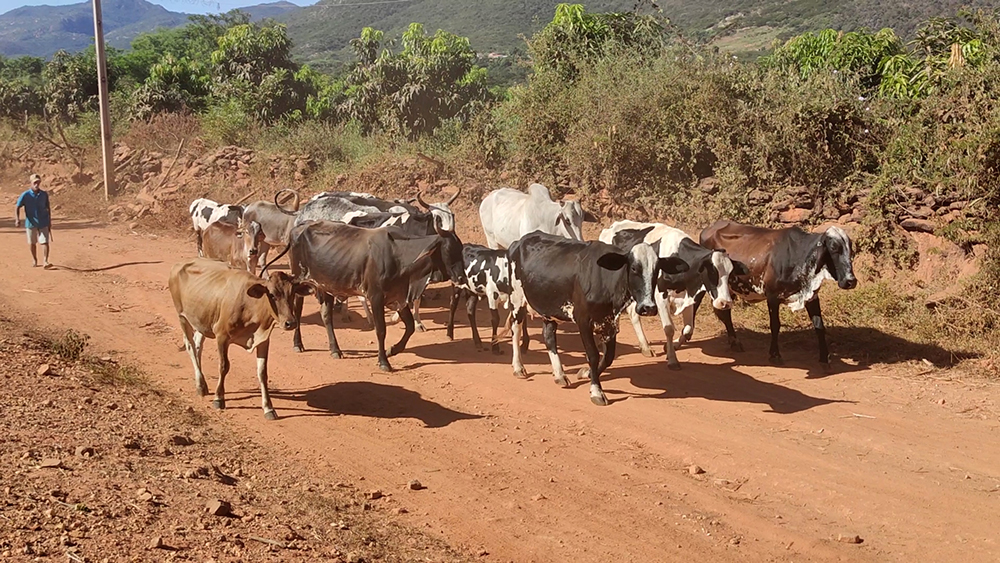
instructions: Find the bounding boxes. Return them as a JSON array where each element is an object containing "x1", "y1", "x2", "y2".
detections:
[
  {"x1": 189, "y1": 198, "x2": 245, "y2": 257},
  {"x1": 600, "y1": 220, "x2": 748, "y2": 369},
  {"x1": 479, "y1": 183, "x2": 598, "y2": 249}
]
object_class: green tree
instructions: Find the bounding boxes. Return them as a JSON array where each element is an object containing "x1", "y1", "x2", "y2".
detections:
[
  {"x1": 340, "y1": 23, "x2": 490, "y2": 138},
  {"x1": 129, "y1": 55, "x2": 211, "y2": 121},
  {"x1": 43, "y1": 50, "x2": 99, "y2": 120}
]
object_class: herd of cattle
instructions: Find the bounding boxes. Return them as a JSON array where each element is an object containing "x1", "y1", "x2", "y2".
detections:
[{"x1": 168, "y1": 183, "x2": 857, "y2": 418}]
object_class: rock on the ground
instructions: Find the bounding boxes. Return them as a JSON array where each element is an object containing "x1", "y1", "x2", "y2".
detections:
[
  {"x1": 366, "y1": 490, "x2": 383, "y2": 500},
  {"x1": 688, "y1": 465, "x2": 705, "y2": 475},
  {"x1": 39, "y1": 458, "x2": 62, "y2": 468},
  {"x1": 837, "y1": 534, "x2": 863, "y2": 544},
  {"x1": 779, "y1": 208, "x2": 812, "y2": 223},
  {"x1": 900, "y1": 218, "x2": 936, "y2": 233},
  {"x1": 150, "y1": 536, "x2": 165, "y2": 549},
  {"x1": 206, "y1": 499, "x2": 232, "y2": 517},
  {"x1": 37, "y1": 364, "x2": 53, "y2": 376},
  {"x1": 170, "y1": 435, "x2": 194, "y2": 446},
  {"x1": 407, "y1": 479, "x2": 424, "y2": 491},
  {"x1": 75, "y1": 446, "x2": 95, "y2": 457}
]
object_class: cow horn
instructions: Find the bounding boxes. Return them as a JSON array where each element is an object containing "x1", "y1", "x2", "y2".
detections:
[
  {"x1": 446, "y1": 186, "x2": 462, "y2": 206},
  {"x1": 274, "y1": 188, "x2": 301, "y2": 215},
  {"x1": 416, "y1": 191, "x2": 430, "y2": 210}
]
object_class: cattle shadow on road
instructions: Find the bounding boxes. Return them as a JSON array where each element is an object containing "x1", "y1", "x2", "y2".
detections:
[
  {"x1": 268, "y1": 382, "x2": 483, "y2": 428},
  {"x1": 687, "y1": 324, "x2": 976, "y2": 378},
  {"x1": 0, "y1": 218, "x2": 106, "y2": 233}
]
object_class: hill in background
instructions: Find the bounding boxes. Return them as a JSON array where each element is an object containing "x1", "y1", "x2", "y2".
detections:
[{"x1": 0, "y1": 0, "x2": 301, "y2": 58}]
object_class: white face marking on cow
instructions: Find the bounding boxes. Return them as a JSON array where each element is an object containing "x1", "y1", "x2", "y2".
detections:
[
  {"x1": 628, "y1": 243, "x2": 660, "y2": 313},
  {"x1": 710, "y1": 251, "x2": 735, "y2": 310},
  {"x1": 428, "y1": 204, "x2": 455, "y2": 232}
]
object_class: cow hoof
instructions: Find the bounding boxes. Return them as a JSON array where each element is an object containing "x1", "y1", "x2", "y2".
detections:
[
  {"x1": 641, "y1": 347, "x2": 654, "y2": 358},
  {"x1": 667, "y1": 361, "x2": 681, "y2": 371},
  {"x1": 590, "y1": 393, "x2": 609, "y2": 406},
  {"x1": 491, "y1": 345, "x2": 503, "y2": 355},
  {"x1": 770, "y1": 356, "x2": 784, "y2": 366},
  {"x1": 389, "y1": 345, "x2": 404, "y2": 357},
  {"x1": 554, "y1": 374, "x2": 570, "y2": 388},
  {"x1": 379, "y1": 363, "x2": 394, "y2": 373},
  {"x1": 731, "y1": 341, "x2": 744, "y2": 352},
  {"x1": 264, "y1": 410, "x2": 277, "y2": 421},
  {"x1": 820, "y1": 361, "x2": 833, "y2": 374},
  {"x1": 293, "y1": 345, "x2": 305, "y2": 353},
  {"x1": 196, "y1": 385, "x2": 209, "y2": 397},
  {"x1": 212, "y1": 399, "x2": 225, "y2": 410},
  {"x1": 415, "y1": 323, "x2": 427, "y2": 333},
  {"x1": 577, "y1": 367, "x2": 591, "y2": 381},
  {"x1": 331, "y1": 351, "x2": 343, "y2": 359},
  {"x1": 513, "y1": 367, "x2": 528, "y2": 379},
  {"x1": 446, "y1": 333, "x2": 455, "y2": 341}
]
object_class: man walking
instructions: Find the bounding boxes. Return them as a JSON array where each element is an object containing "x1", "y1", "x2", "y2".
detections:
[{"x1": 15, "y1": 173, "x2": 53, "y2": 268}]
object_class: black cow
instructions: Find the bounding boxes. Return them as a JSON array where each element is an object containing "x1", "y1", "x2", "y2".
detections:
[
  {"x1": 694, "y1": 220, "x2": 858, "y2": 368},
  {"x1": 504, "y1": 230, "x2": 689, "y2": 406},
  {"x1": 445, "y1": 244, "x2": 515, "y2": 354},
  {"x1": 264, "y1": 220, "x2": 467, "y2": 372}
]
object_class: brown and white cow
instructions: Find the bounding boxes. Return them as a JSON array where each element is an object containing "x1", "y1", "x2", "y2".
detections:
[
  {"x1": 201, "y1": 219, "x2": 265, "y2": 272},
  {"x1": 693, "y1": 220, "x2": 857, "y2": 368},
  {"x1": 168, "y1": 258, "x2": 313, "y2": 419}
]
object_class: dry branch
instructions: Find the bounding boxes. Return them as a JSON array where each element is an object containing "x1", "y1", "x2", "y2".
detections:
[
  {"x1": 154, "y1": 139, "x2": 186, "y2": 191},
  {"x1": 248, "y1": 535, "x2": 285, "y2": 549}
]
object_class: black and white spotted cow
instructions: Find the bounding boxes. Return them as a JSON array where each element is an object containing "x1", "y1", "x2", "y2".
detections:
[
  {"x1": 504, "y1": 230, "x2": 689, "y2": 406},
  {"x1": 445, "y1": 244, "x2": 514, "y2": 354},
  {"x1": 189, "y1": 198, "x2": 244, "y2": 257}
]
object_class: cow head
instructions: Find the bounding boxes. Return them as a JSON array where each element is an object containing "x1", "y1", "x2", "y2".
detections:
[
  {"x1": 433, "y1": 230, "x2": 468, "y2": 287},
  {"x1": 597, "y1": 241, "x2": 689, "y2": 317},
  {"x1": 247, "y1": 271, "x2": 314, "y2": 331},
  {"x1": 819, "y1": 226, "x2": 857, "y2": 290},
  {"x1": 233, "y1": 219, "x2": 265, "y2": 272},
  {"x1": 701, "y1": 251, "x2": 750, "y2": 310},
  {"x1": 416, "y1": 188, "x2": 460, "y2": 232},
  {"x1": 555, "y1": 200, "x2": 589, "y2": 241}
]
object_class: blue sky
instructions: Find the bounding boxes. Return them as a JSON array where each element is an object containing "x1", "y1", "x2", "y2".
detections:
[{"x1": 0, "y1": 0, "x2": 317, "y2": 16}]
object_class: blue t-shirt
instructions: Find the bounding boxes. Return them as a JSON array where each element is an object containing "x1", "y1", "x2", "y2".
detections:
[{"x1": 17, "y1": 189, "x2": 51, "y2": 229}]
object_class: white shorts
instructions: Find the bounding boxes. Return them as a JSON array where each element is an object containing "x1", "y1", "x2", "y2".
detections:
[{"x1": 27, "y1": 227, "x2": 50, "y2": 245}]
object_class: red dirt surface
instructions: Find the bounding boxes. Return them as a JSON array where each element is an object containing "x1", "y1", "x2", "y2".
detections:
[{"x1": 1, "y1": 188, "x2": 999, "y2": 563}]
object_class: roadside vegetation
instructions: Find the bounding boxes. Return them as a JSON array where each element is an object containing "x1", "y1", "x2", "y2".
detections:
[{"x1": 0, "y1": 4, "x2": 997, "y2": 372}]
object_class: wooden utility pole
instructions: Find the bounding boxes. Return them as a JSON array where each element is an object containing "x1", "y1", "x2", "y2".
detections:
[{"x1": 92, "y1": 0, "x2": 115, "y2": 200}]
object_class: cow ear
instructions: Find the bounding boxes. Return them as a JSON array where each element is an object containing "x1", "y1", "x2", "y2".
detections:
[
  {"x1": 583, "y1": 210, "x2": 599, "y2": 223},
  {"x1": 658, "y1": 256, "x2": 689, "y2": 275},
  {"x1": 294, "y1": 284, "x2": 314, "y2": 296},
  {"x1": 730, "y1": 260, "x2": 751, "y2": 276},
  {"x1": 597, "y1": 252, "x2": 628, "y2": 271},
  {"x1": 247, "y1": 283, "x2": 268, "y2": 299}
]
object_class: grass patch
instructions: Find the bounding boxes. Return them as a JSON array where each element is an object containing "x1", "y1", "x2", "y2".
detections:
[{"x1": 41, "y1": 328, "x2": 150, "y2": 387}]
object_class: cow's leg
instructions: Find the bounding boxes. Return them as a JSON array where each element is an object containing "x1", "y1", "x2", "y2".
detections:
[
  {"x1": 596, "y1": 328, "x2": 618, "y2": 376},
  {"x1": 627, "y1": 301, "x2": 654, "y2": 358},
  {"x1": 489, "y1": 305, "x2": 502, "y2": 355},
  {"x1": 511, "y1": 307, "x2": 528, "y2": 378},
  {"x1": 706, "y1": 291, "x2": 743, "y2": 352},
  {"x1": 446, "y1": 287, "x2": 461, "y2": 341},
  {"x1": 254, "y1": 340, "x2": 277, "y2": 420},
  {"x1": 212, "y1": 338, "x2": 230, "y2": 410},
  {"x1": 254, "y1": 241, "x2": 270, "y2": 276},
  {"x1": 767, "y1": 297, "x2": 783, "y2": 365},
  {"x1": 292, "y1": 293, "x2": 306, "y2": 352},
  {"x1": 576, "y1": 321, "x2": 608, "y2": 406},
  {"x1": 195, "y1": 229, "x2": 204, "y2": 257},
  {"x1": 542, "y1": 319, "x2": 569, "y2": 388},
  {"x1": 371, "y1": 294, "x2": 392, "y2": 372},
  {"x1": 681, "y1": 296, "x2": 697, "y2": 346},
  {"x1": 180, "y1": 317, "x2": 209, "y2": 397},
  {"x1": 467, "y1": 293, "x2": 484, "y2": 351},
  {"x1": 519, "y1": 317, "x2": 529, "y2": 353},
  {"x1": 319, "y1": 293, "x2": 344, "y2": 359},
  {"x1": 805, "y1": 297, "x2": 829, "y2": 367},
  {"x1": 389, "y1": 305, "x2": 416, "y2": 357},
  {"x1": 656, "y1": 290, "x2": 681, "y2": 370}
]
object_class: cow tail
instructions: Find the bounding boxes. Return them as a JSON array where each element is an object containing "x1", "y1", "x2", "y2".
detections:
[
  {"x1": 260, "y1": 242, "x2": 292, "y2": 278},
  {"x1": 492, "y1": 309, "x2": 514, "y2": 344}
]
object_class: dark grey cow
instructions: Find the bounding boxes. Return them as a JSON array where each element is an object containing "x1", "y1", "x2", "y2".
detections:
[
  {"x1": 265, "y1": 220, "x2": 467, "y2": 372},
  {"x1": 504, "y1": 230, "x2": 689, "y2": 406},
  {"x1": 445, "y1": 244, "x2": 514, "y2": 354}
]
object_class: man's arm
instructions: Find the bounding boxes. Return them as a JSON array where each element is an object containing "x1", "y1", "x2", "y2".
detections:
[
  {"x1": 45, "y1": 194, "x2": 52, "y2": 240},
  {"x1": 14, "y1": 194, "x2": 23, "y2": 227}
]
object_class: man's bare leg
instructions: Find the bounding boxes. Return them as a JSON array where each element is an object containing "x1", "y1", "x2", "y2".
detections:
[
  {"x1": 41, "y1": 243, "x2": 50, "y2": 268},
  {"x1": 29, "y1": 243, "x2": 38, "y2": 267}
]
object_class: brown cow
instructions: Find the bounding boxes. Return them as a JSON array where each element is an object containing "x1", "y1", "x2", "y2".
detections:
[
  {"x1": 694, "y1": 220, "x2": 857, "y2": 368},
  {"x1": 201, "y1": 219, "x2": 265, "y2": 272},
  {"x1": 168, "y1": 258, "x2": 313, "y2": 419}
]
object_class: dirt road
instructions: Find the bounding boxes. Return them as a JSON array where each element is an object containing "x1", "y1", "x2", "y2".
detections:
[{"x1": 1, "y1": 199, "x2": 998, "y2": 562}]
